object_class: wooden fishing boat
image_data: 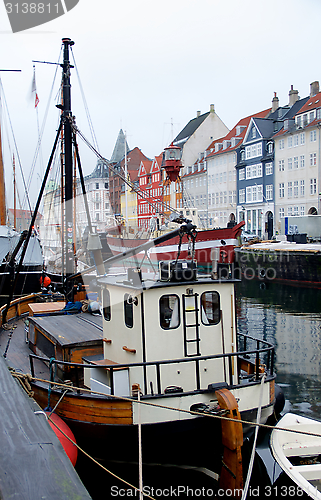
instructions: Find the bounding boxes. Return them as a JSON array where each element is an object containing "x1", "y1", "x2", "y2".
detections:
[
  {"x1": 0, "y1": 228, "x2": 280, "y2": 487},
  {"x1": 0, "y1": 39, "x2": 281, "y2": 492},
  {"x1": 270, "y1": 413, "x2": 321, "y2": 498}
]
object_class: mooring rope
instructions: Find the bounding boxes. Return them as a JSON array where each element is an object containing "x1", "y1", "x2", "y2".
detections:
[{"x1": 12, "y1": 372, "x2": 321, "y2": 440}]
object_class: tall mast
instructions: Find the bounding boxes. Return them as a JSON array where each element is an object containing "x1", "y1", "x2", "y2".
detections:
[
  {"x1": 61, "y1": 38, "x2": 74, "y2": 278},
  {"x1": 0, "y1": 70, "x2": 21, "y2": 226},
  {"x1": 0, "y1": 123, "x2": 6, "y2": 225},
  {"x1": 13, "y1": 154, "x2": 16, "y2": 229}
]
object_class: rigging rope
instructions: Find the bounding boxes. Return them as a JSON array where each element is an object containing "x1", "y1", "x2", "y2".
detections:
[
  {"x1": 70, "y1": 121, "x2": 184, "y2": 222},
  {"x1": 0, "y1": 79, "x2": 32, "y2": 215}
]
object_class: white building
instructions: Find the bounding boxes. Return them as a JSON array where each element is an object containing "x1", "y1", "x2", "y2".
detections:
[{"x1": 274, "y1": 81, "x2": 321, "y2": 234}]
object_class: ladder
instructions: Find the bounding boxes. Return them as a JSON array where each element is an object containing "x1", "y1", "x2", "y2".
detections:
[{"x1": 182, "y1": 292, "x2": 201, "y2": 356}]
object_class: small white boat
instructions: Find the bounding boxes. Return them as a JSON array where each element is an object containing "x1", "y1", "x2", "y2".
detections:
[{"x1": 271, "y1": 413, "x2": 321, "y2": 499}]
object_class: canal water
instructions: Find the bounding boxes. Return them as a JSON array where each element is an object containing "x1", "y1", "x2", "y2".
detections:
[
  {"x1": 76, "y1": 279, "x2": 321, "y2": 499},
  {"x1": 236, "y1": 279, "x2": 321, "y2": 422}
]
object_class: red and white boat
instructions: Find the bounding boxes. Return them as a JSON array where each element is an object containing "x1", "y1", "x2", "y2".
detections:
[{"x1": 106, "y1": 220, "x2": 245, "y2": 266}]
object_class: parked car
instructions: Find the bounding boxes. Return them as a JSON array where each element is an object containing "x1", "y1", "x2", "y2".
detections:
[{"x1": 241, "y1": 229, "x2": 258, "y2": 243}]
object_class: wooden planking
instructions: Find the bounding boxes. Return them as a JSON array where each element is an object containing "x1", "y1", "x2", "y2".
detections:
[
  {"x1": 29, "y1": 313, "x2": 103, "y2": 347},
  {"x1": 0, "y1": 354, "x2": 91, "y2": 500},
  {"x1": 32, "y1": 383, "x2": 133, "y2": 425}
]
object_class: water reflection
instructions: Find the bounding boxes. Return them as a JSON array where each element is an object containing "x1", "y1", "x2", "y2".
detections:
[{"x1": 236, "y1": 280, "x2": 321, "y2": 420}]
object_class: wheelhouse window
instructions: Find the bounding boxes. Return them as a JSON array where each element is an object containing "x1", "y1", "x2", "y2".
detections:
[
  {"x1": 103, "y1": 289, "x2": 111, "y2": 321},
  {"x1": 124, "y1": 294, "x2": 134, "y2": 328},
  {"x1": 159, "y1": 295, "x2": 180, "y2": 330},
  {"x1": 201, "y1": 292, "x2": 220, "y2": 325}
]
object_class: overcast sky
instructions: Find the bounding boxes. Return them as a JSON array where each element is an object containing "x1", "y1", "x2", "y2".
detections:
[{"x1": 0, "y1": 0, "x2": 320, "y2": 207}]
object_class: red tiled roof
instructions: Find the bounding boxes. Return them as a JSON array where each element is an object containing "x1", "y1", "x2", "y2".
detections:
[
  {"x1": 296, "y1": 92, "x2": 321, "y2": 115},
  {"x1": 205, "y1": 108, "x2": 271, "y2": 158}
]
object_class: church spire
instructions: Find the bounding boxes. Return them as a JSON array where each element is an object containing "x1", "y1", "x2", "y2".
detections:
[{"x1": 110, "y1": 129, "x2": 130, "y2": 163}]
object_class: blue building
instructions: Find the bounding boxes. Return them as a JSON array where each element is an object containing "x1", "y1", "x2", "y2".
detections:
[{"x1": 236, "y1": 89, "x2": 309, "y2": 239}]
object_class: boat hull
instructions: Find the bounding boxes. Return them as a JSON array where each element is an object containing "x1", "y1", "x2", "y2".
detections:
[
  {"x1": 0, "y1": 266, "x2": 42, "y2": 296},
  {"x1": 106, "y1": 223, "x2": 244, "y2": 266},
  {"x1": 235, "y1": 244, "x2": 321, "y2": 287},
  {"x1": 31, "y1": 380, "x2": 274, "y2": 470},
  {"x1": 271, "y1": 413, "x2": 321, "y2": 499}
]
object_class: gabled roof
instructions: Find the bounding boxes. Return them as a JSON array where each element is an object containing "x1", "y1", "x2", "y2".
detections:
[
  {"x1": 138, "y1": 160, "x2": 152, "y2": 177},
  {"x1": 173, "y1": 111, "x2": 210, "y2": 146},
  {"x1": 206, "y1": 108, "x2": 270, "y2": 158},
  {"x1": 295, "y1": 92, "x2": 321, "y2": 115},
  {"x1": 150, "y1": 154, "x2": 163, "y2": 173},
  {"x1": 243, "y1": 117, "x2": 274, "y2": 143}
]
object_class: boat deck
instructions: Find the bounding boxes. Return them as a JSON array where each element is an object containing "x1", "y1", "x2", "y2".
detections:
[{"x1": 0, "y1": 310, "x2": 103, "y2": 378}]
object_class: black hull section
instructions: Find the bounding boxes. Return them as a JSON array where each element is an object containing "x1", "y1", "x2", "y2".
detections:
[
  {"x1": 236, "y1": 248, "x2": 321, "y2": 287},
  {"x1": 65, "y1": 404, "x2": 274, "y2": 473},
  {"x1": 0, "y1": 266, "x2": 42, "y2": 296}
]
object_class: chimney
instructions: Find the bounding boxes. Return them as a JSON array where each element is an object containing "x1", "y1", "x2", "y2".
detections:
[
  {"x1": 196, "y1": 111, "x2": 201, "y2": 118},
  {"x1": 210, "y1": 104, "x2": 215, "y2": 113},
  {"x1": 289, "y1": 85, "x2": 299, "y2": 106},
  {"x1": 310, "y1": 81, "x2": 320, "y2": 97},
  {"x1": 272, "y1": 92, "x2": 279, "y2": 112}
]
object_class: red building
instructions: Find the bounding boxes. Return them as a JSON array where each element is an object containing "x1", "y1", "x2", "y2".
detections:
[{"x1": 137, "y1": 155, "x2": 163, "y2": 229}]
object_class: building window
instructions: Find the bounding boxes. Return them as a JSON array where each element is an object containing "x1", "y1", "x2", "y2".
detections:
[
  {"x1": 293, "y1": 157, "x2": 298, "y2": 169},
  {"x1": 266, "y1": 184, "x2": 273, "y2": 201},
  {"x1": 310, "y1": 130, "x2": 317, "y2": 142},
  {"x1": 288, "y1": 182, "x2": 293, "y2": 198},
  {"x1": 239, "y1": 189, "x2": 245, "y2": 204},
  {"x1": 293, "y1": 134, "x2": 299, "y2": 147},
  {"x1": 288, "y1": 136, "x2": 293, "y2": 148},
  {"x1": 95, "y1": 183, "x2": 99, "y2": 189},
  {"x1": 293, "y1": 206, "x2": 299, "y2": 216},
  {"x1": 300, "y1": 180, "x2": 305, "y2": 196},
  {"x1": 95, "y1": 203, "x2": 100, "y2": 210},
  {"x1": 300, "y1": 132, "x2": 305, "y2": 145},
  {"x1": 300, "y1": 206, "x2": 305, "y2": 216},
  {"x1": 288, "y1": 158, "x2": 293, "y2": 170},
  {"x1": 294, "y1": 181, "x2": 299, "y2": 198},
  {"x1": 310, "y1": 153, "x2": 317, "y2": 166},
  {"x1": 105, "y1": 182, "x2": 108, "y2": 189},
  {"x1": 245, "y1": 143, "x2": 262, "y2": 159},
  {"x1": 300, "y1": 155, "x2": 305, "y2": 168},
  {"x1": 279, "y1": 207, "x2": 285, "y2": 218},
  {"x1": 310, "y1": 178, "x2": 317, "y2": 195},
  {"x1": 95, "y1": 213, "x2": 100, "y2": 221},
  {"x1": 265, "y1": 163, "x2": 273, "y2": 175},
  {"x1": 287, "y1": 206, "x2": 292, "y2": 216},
  {"x1": 279, "y1": 160, "x2": 285, "y2": 171},
  {"x1": 279, "y1": 139, "x2": 284, "y2": 150},
  {"x1": 245, "y1": 163, "x2": 262, "y2": 179},
  {"x1": 279, "y1": 183, "x2": 285, "y2": 198},
  {"x1": 246, "y1": 186, "x2": 252, "y2": 203}
]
